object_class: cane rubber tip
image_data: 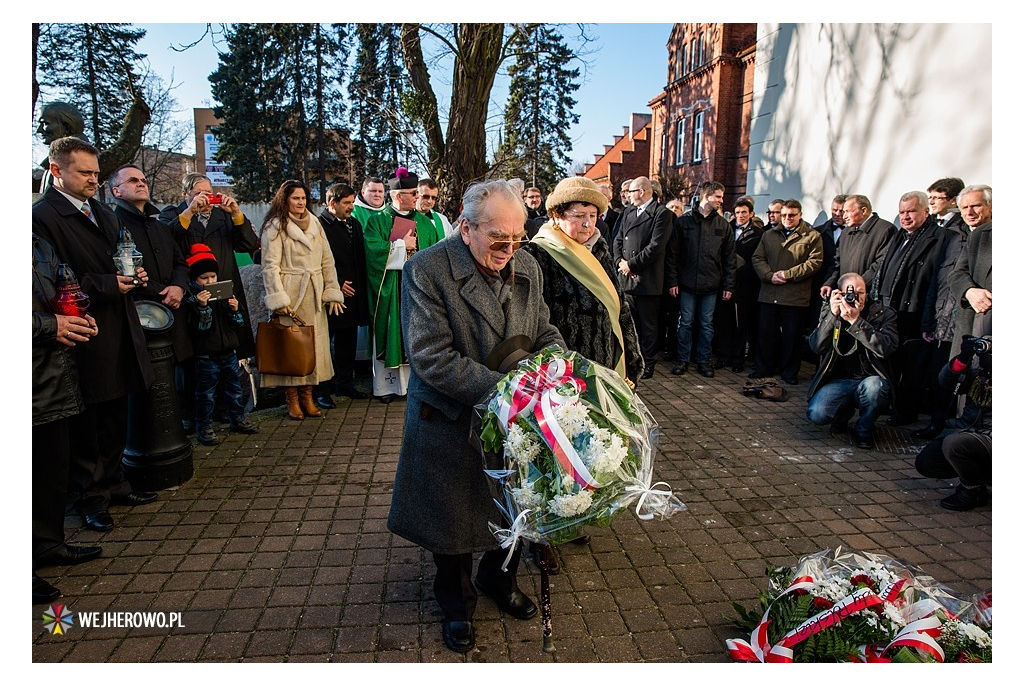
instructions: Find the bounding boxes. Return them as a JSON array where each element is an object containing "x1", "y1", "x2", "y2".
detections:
[{"x1": 542, "y1": 637, "x2": 556, "y2": 654}]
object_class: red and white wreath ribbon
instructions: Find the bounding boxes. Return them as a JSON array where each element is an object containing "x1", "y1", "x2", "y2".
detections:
[{"x1": 497, "y1": 358, "x2": 600, "y2": 490}]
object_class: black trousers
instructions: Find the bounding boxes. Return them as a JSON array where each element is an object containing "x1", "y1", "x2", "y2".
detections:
[
  {"x1": 625, "y1": 293, "x2": 661, "y2": 370},
  {"x1": 432, "y1": 546, "x2": 522, "y2": 622},
  {"x1": 33, "y1": 419, "x2": 70, "y2": 564},
  {"x1": 68, "y1": 397, "x2": 133, "y2": 515},
  {"x1": 318, "y1": 326, "x2": 358, "y2": 397},
  {"x1": 753, "y1": 303, "x2": 805, "y2": 380},
  {"x1": 923, "y1": 340, "x2": 955, "y2": 424},
  {"x1": 714, "y1": 298, "x2": 759, "y2": 365},
  {"x1": 914, "y1": 431, "x2": 992, "y2": 488}
]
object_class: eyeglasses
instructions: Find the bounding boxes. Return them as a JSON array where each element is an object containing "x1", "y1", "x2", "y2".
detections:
[
  {"x1": 565, "y1": 212, "x2": 598, "y2": 223},
  {"x1": 485, "y1": 233, "x2": 529, "y2": 252},
  {"x1": 627, "y1": 188, "x2": 644, "y2": 194},
  {"x1": 116, "y1": 176, "x2": 148, "y2": 186},
  {"x1": 396, "y1": 190, "x2": 418, "y2": 197},
  {"x1": 419, "y1": 194, "x2": 438, "y2": 201}
]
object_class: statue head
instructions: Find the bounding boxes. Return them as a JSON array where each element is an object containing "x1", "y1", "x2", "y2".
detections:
[{"x1": 36, "y1": 102, "x2": 85, "y2": 145}]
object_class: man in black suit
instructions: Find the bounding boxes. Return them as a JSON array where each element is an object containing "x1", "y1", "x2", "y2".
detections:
[
  {"x1": 597, "y1": 182, "x2": 620, "y2": 245},
  {"x1": 613, "y1": 176, "x2": 673, "y2": 379},
  {"x1": 316, "y1": 183, "x2": 371, "y2": 404},
  {"x1": 819, "y1": 194, "x2": 895, "y2": 300},
  {"x1": 806, "y1": 194, "x2": 848, "y2": 338},
  {"x1": 871, "y1": 191, "x2": 946, "y2": 426},
  {"x1": 32, "y1": 137, "x2": 157, "y2": 534},
  {"x1": 158, "y1": 173, "x2": 259, "y2": 359}
]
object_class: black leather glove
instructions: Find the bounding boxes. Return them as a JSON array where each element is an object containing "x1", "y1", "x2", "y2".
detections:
[{"x1": 955, "y1": 335, "x2": 976, "y2": 367}]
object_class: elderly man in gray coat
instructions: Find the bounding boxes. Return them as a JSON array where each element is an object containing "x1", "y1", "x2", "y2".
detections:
[{"x1": 387, "y1": 180, "x2": 565, "y2": 653}]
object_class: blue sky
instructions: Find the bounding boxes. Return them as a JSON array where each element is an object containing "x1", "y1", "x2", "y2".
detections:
[{"x1": 133, "y1": 23, "x2": 673, "y2": 175}]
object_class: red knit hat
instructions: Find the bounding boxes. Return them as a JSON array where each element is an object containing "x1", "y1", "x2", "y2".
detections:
[{"x1": 186, "y1": 243, "x2": 218, "y2": 280}]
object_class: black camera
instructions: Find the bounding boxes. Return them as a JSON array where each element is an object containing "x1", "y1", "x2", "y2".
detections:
[
  {"x1": 842, "y1": 285, "x2": 859, "y2": 305},
  {"x1": 967, "y1": 336, "x2": 992, "y2": 355}
]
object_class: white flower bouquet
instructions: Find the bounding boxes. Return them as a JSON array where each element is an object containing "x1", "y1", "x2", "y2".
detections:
[
  {"x1": 473, "y1": 345, "x2": 686, "y2": 548},
  {"x1": 728, "y1": 547, "x2": 993, "y2": 662}
]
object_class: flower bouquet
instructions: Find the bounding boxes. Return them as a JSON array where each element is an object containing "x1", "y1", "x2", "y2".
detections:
[
  {"x1": 473, "y1": 345, "x2": 686, "y2": 550},
  {"x1": 727, "y1": 547, "x2": 992, "y2": 663}
]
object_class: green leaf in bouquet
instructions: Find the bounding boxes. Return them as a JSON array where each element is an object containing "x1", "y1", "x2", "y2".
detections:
[{"x1": 480, "y1": 410, "x2": 505, "y2": 454}]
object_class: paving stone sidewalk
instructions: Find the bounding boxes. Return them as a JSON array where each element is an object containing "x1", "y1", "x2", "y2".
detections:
[{"x1": 30, "y1": 360, "x2": 993, "y2": 663}]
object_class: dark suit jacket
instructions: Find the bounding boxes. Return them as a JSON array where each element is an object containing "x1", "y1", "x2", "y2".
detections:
[
  {"x1": 114, "y1": 199, "x2": 192, "y2": 361},
  {"x1": 320, "y1": 210, "x2": 370, "y2": 330},
  {"x1": 601, "y1": 207, "x2": 621, "y2": 244},
  {"x1": 871, "y1": 218, "x2": 946, "y2": 334},
  {"x1": 159, "y1": 202, "x2": 259, "y2": 357},
  {"x1": 949, "y1": 222, "x2": 992, "y2": 347},
  {"x1": 813, "y1": 220, "x2": 842, "y2": 290},
  {"x1": 612, "y1": 200, "x2": 673, "y2": 296},
  {"x1": 32, "y1": 188, "x2": 154, "y2": 404}
]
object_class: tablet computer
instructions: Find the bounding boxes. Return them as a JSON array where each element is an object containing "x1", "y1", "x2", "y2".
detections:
[{"x1": 204, "y1": 280, "x2": 233, "y2": 301}]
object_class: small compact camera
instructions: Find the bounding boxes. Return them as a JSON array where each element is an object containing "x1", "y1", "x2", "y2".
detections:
[
  {"x1": 967, "y1": 336, "x2": 992, "y2": 355},
  {"x1": 208, "y1": 193, "x2": 223, "y2": 205},
  {"x1": 842, "y1": 285, "x2": 859, "y2": 305}
]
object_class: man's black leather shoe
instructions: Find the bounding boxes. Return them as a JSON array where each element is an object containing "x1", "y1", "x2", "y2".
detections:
[
  {"x1": 713, "y1": 359, "x2": 727, "y2": 369},
  {"x1": 886, "y1": 414, "x2": 916, "y2": 427},
  {"x1": 697, "y1": 364, "x2": 714, "y2": 378},
  {"x1": 33, "y1": 574, "x2": 61, "y2": 604},
  {"x1": 83, "y1": 511, "x2": 114, "y2": 532},
  {"x1": 474, "y1": 581, "x2": 538, "y2": 620},
  {"x1": 641, "y1": 366, "x2": 655, "y2": 380},
  {"x1": 315, "y1": 395, "x2": 336, "y2": 409},
  {"x1": 731, "y1": 362, "x2": 745, "y2": 373},
  {"x1": 337, "y1": 385, "x2": 368, "y2": 399},
  {"x1": 112, "y1": 491, "x2": 158, "y2": 506},
  {"x1": 442, "y1": 620, "x2": 475, "y2": 652},
  {"x1": 671, "y1": 363, "x2": 688, "y2": 375},
  {"x1": 912, "y1": 423, "x2": 945, "y2": 440},
  {"x1": 854, "y1": 434, "x2": 874, "y2": 450},
  {"x1": 940, "y1": 484, "x2": 990, "y2": 511},
  {"x1": 37, "y1": 543, "x2": 103, "y2": 567},
  {"x1": 379, "y1": 394, "x2": 397, "y2": 404}
]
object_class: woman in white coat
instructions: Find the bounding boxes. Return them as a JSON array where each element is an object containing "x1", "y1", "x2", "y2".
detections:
[{"x1": 260, "y1": 180, "x2": 345, "y2": 419}]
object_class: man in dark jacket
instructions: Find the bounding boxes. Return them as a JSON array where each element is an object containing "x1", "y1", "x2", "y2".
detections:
[
  {"x1": 806, "y1": 273, "x2": 897, "y2": 449},
  {"x1": 714, "y1": 195, "x2": 763, "y2": 372},
  {"x1": 158, "y1": 172, "x2": 259, "y2": 358},
  {"x1": 948, "y1": 185, "x2": 992, "y2": 353},
  {"x1": 667, "y1": 181, "x2": 735, "y2": 378},
  {"x1": 32, "y1": 137, "x2": 156, "y2": 534},
  {"x1": 871, "y1": 191, "x2": 946, "y2": 425},
  {"x1": 33, "y1": 234, "x2": 103, "y2": 602},
  {"x1": 914, "y1": 334, "x2": 991, "y2": 511},
  {"x1": 613, "y1": 176, "x2": 673, "y2": 378},
  {"x1": 316, "y1": 183, "x2": 371, "y2": 404},
  {"x1": 819, "y1": 194, "x2": 895, "y2": 300}
]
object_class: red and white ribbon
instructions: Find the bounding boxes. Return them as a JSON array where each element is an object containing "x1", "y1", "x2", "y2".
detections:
[{"x1": 496, "y1": 358, "x2": 600, "y2": 489}]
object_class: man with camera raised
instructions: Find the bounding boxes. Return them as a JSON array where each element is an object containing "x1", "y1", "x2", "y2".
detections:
[{"x1": 805, "y1": 272, "x2": 898, "y2": 449}]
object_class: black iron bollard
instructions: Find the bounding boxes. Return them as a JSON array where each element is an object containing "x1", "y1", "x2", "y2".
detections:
[{"x1": 122, "y1": 301, "x2": 193, "y2": 490}]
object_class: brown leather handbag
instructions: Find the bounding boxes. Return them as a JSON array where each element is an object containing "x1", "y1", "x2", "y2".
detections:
[{"x1": 255, "y1": 313, "x2": 315, "y2": 376}]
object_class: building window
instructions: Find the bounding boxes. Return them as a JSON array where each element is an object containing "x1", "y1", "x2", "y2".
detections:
[
  {"x1": 680, "y1": 42, "x2": 688, "y2": 76},
  {"x1": 692, "y1": 111, "x2": 704, "y2": 162},
  {"x1": 675, "y1": 119, "x2": 686, "y2": 165},
  {"x1": 697, "y1": 31, "x2": 705, "y2": 66},
  {"x1": 673, "y1": 44, "x2": 682, "y2": 80},
  {"x1": 689, "y1": 37, "x2": 698, "y2": 71}
]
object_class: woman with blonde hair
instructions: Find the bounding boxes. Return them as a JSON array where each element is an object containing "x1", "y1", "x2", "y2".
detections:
[{"x1": 260, "y1": 180, "x2": 345, "y2": 419}]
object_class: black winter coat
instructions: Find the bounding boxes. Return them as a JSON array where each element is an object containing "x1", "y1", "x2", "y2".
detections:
[
  {"x1": 159, "y1": 201, "x2": 259, "y2": 357},
  {"x1": 319, "y1": 210, "x2": 370, "y2": 331},
  {"x1": 32, "y1": 188, "x2": 153, "y2": 404},
  {"x1": 32, "y1": 234, "x2": 85, "y2": 426},
  {"x1": 668, "y1": 208, "x2": 736, "y2": 295}
]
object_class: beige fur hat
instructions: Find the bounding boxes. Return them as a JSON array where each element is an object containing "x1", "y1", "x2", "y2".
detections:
[{"x1": 545, "y1": 177, "x2": 608, "y2": 216}]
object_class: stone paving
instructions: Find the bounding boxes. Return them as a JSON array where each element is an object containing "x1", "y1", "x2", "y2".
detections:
[{"x1": 30, "y1": 359, "x2": 993, "y2": 663}]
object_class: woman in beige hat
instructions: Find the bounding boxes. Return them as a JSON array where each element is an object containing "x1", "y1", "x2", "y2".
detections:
[{"x1": 524, "y1": 176, "x2": 644, "y2": 386}]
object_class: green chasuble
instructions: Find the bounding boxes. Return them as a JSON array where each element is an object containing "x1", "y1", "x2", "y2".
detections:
[
  {"x1": 351, "y1": 202, "x2": 384, "y2": 231},
  {"x1": 363, "y1": 206, "x2": 445, "y2": 367}
]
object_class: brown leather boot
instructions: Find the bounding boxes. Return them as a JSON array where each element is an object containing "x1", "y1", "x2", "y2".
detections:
[
  {"x1": 283, "y1": 387, "x2": 303, "y2": 420},
  {"x1": 298, "y1": 385, "x2": 322, "y2": 417}
]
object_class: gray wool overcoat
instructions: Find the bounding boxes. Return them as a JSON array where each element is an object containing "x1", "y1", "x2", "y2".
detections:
[{"x1": 387, "y1": 235, "x2": 564, "y2": 555}]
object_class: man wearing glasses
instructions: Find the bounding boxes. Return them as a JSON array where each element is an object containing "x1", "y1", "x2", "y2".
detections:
[
  {"x1": 416, "y1": 178, "x2": 455, "y2": 238},
  {"x1": 612, "y1": 176, "x2": 673, "y2": 379},
  {"x1": 389, "y1": 179, "x2": 563, "y2": 653},
  {"x1": 362, "y1": 168, "x2": 446, "y2": 403}
]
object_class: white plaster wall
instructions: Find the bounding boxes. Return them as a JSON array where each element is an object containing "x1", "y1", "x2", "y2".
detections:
[{"x1": 747, "y1": 23, "x2": 991, "y2": 226}]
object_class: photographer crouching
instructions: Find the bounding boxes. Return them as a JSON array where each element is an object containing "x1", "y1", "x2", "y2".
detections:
[
  {"x1": 914, "y1": 334, "x2": 992, "y2": 510},
  {"x1": 806, "y1": 273, "x2": 898, "y2": 449}
]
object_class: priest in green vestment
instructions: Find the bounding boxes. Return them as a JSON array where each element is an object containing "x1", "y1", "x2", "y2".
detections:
[{"x1": 362, "y1": 168, "x2": 446, "y2": 402}]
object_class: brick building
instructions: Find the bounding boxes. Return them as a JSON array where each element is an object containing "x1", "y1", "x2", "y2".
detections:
[
  {"x1": 649, "y1": 23, "x2": 757, "y2": 207},
  {"x1": 582, "y1": 113, "x2": 652, "y2": 207}
]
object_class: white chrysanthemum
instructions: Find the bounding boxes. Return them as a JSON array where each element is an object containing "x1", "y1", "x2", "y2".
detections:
[
  {"x1": 553, "y1": 401, "x2": 590, "y2": 439},
  {"x1": 505, "y1": 423, "x2": 542, "y2": 465},
  {"x1": 813, "y1": 576, "x2": 853, "y2": 603},
  {"x1": 548, "y1": 489, "x2": 594, "y2": 518},
  {"x1": 881, "y1": 601, "x2": 908, "y2": 630},
  {"x1": 863, "y1": 561, "x2": 900, "y2": 588},
  {"x1": 945, "y1": 620, "x2": 993, "y2": 647},
  {"x1": 513, "y1": 486, "x2": 545, "y2": 510}
]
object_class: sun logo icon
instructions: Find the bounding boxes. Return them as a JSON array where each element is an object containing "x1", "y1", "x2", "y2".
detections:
[{"x1": 42, "y1": 604, "x2": 74, "y2": 636}]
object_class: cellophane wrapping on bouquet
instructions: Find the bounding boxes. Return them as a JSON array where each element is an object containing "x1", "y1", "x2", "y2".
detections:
[
  {"x1": 471, "y1": 345, "x2": 686, "y2": 548},
  {"x1": 727, "y1": 546, "x2": 993, "y2": 663}
]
